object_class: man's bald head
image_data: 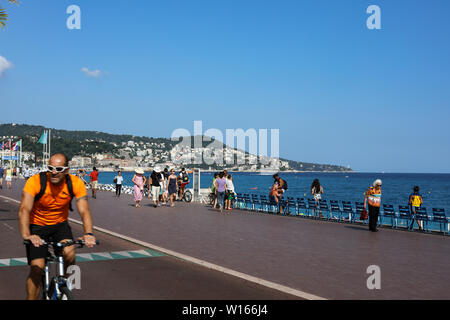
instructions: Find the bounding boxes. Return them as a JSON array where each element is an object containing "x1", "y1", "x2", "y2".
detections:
[{"x1": 49, "y1": 153, "x2": 69, "y2": 167}]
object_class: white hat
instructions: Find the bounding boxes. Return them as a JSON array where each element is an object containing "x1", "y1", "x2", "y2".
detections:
[
  {"x1": 154, "y1": 166, "x2": 161, "y2": 173},
  {"x1": 135, "y1": 168, "x2": 144, "y2": 175},
  {"x1": 373, "y1": 179, "x2": 382, "y2": 187}
]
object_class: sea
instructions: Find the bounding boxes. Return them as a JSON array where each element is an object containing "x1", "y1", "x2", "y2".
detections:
[{"x1": 95, "y1": 171, "x2": 450, "y2": 214}]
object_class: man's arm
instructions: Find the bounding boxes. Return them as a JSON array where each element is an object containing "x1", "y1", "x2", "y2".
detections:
[
  {"x1": 75, "y1": 196, "x2": 96, "y2": 248},
  {"x1": 18, "y1": 191, "x2": 42, "y2": 247}
]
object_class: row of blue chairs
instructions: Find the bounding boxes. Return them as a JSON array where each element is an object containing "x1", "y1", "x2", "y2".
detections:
[{"x1": 234, "y1": 193, "x2": 449, "y2": 235}]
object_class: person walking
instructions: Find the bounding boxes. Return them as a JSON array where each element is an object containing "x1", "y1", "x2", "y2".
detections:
[
  {"x1": 311, "y1": 179, "x2": 324, "y2": 218},
  {"x1": 409, "y1": 186, "x2": 424, "y2": 231},
  {"x1": 23, "y1": 167, "x2": 31, "y2": 180},
  {"x1": 364, "y1": 179, "x2": 382, "y2": 232},
  {"x1": 77, "y1": 169, "x2": 88, "y2": 186},
  {"x1": 114, "y1": 171, "x2": 124, "y2": 197},
  {"x1": 0, "y1": 166, "x2": 4, "y2": 189},
  {"x1": 150, "y1": 166, "x2": 163, "y2": 208},
  {"x1": 273, "y1": 174, "x2": 288, "y2": 214},
  {"x1": 177, "y1": 168, "x2": 190, "y2": 201},
  {"x1": 225, "y1": 174, "x2": 235, "y2": 211},
  {"x1": 167, "y1": 169, "x2": 178, "y2": 207},
  {"x1": 132, "y1": 168, "x2": 146, "y2": 208},
  {"x1": 215, "y1": 172, "x2": 227, "y2": 213},
  {"x1": 161, "y1": 168, "x2": 169, "y2": 205},
  {"x1": 269, "y1": 180, "x2": 280, "y2": 205},
  {"x1": 88, "y1": 167, "x2": 99, "y2": 199},
  {"x1": 211, "y1": 173, "x2": 218, "y2": 208},
  {"x1": 5, "y1": 166, "x2": 13, "y2": 189}
]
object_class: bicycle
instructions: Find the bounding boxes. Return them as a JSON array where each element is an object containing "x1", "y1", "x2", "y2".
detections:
[
  {"x1": 207, "y1": 192, "x2": 215, "y2": 206},
  {"x1": 24, "y1": 239, "x2": 99, "y2": 300},
  {"x1": 182, "y1": 189, "x2": 193, "y2": 202}
]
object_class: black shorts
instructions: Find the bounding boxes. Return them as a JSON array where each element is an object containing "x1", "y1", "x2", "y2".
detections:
[{"x1": 26, "y1": 221, "x2": 74, "y2": 265}]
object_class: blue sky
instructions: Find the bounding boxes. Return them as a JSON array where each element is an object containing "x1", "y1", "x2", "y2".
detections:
[{"x1": 1, "y1": 0, "x2": 449, "y2": 173}]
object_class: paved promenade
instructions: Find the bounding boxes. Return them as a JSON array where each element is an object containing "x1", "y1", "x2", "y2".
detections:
[
  {"x1": 1, "y1": 179, "x2": 449, "y2": 299},
  {"x1": 0, "y1": 195, "x2": 297, "y2": 300}
]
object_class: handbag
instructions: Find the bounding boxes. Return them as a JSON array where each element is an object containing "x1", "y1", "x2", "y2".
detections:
[{"x1": 360, "y1": 208, "x2": 368, "y2": 220}]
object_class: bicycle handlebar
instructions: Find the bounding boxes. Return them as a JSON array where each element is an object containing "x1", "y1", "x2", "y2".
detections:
[{"x1": 24, "y1": 239, "x2": 100, "y2": 247}]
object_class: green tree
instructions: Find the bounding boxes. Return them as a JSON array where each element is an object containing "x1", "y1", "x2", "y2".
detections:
[{"x1": 0, "y1": 0, "x2": 19, "y2": 29}]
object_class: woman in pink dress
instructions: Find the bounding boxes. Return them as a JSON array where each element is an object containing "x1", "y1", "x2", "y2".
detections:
[{"x1": 132, "y1": 168, "x2": 146, "y2": 208}]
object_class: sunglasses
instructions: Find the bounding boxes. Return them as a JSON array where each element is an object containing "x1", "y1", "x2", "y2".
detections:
[{"x1": 48, "y1": 165, "x2": 68, "y2": 173}]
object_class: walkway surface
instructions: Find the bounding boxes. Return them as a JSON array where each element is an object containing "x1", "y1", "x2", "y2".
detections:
[
  {"x1": 1, "y1": 179, "x2": 449, "y2": 299},
  {"x1": 0, "y1": 194, "x2": 297, "y2": 300}
]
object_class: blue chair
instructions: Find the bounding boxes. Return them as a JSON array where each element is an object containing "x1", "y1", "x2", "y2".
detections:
[
  {"x1": 235, "y1": 195, "x2": 245, "y2": 209},
  {"x1": 296, "y1": 198, "x2": 308, "y2": 218},
  {"x1": 279, "y1": 199, "x2": 289, "y2": 215},
  {"x1": 341, "y1": 201, "x2": 353, "y2": 223},
  {"x1": 354, "y1": 202, "x2": 366, "y2": 224},
  {"x1": 252, "y1": 195, "x2": 262, "y2": 212},
  {"x1": 260, "y1": 197, "x2": 270, "y2": 213},
  {"x1": 285, "y1": 198, "x2": 297, "y2": 216},
  {"x1": 318, "y1": 200, "x2": 330, "y2": 220},
  {"x1": 415, "y1": 207, "x2": 430, "y2": 232},
  {"x1": 251, "y1": 194, "x2": 259, "y2": 211},
  {"x1": 398, "y1": 205, "x2": 413, "y2": 230},
  {"x1": 329, "y1": 200, "x2": 342, "y2": 221},
  {"x1": 381, "y1": 204, "x2": 396, "y2": 229},
  {"x1": 307, "y1": 198, "x2": 318, "y2": 218},
  {"x1": 432, "y1": 208, "x2": 448, "y2": 235},
  {"x1": 268, "y1": 195, "x2": 279, "y2": 214},
  {"x1": 244, "y1": 195, "x2": 253, "y2": 211}
]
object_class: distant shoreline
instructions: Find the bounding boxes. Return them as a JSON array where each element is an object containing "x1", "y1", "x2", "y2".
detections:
[{"x1": 89, "y1": 169, "x2": 355, "y2": 174}]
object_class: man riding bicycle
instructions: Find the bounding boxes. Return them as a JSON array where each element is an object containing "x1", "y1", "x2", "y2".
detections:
[
  {"x1": 18, "y1": 153, "x2": 96, "y2": 300},
  {"x1": 177, "y1": 168, "x2": 190, "y2": 201}
]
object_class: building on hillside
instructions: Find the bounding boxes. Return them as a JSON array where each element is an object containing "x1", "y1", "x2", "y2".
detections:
[{"x1": 70, "y1": 156, "x2": 92, "y2": 168}]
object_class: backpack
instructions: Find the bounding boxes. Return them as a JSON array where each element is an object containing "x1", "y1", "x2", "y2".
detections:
[
  {"x1": 35, "y1": 172, "x2": 75, "y2": 211},
  {"x1": 182, "y1": 172, "x2": 189, "y2": 182}
]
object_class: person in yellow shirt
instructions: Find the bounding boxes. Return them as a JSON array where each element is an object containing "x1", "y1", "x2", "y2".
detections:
[
  {"x1": 18, "y1": 153, "x2": 96, "y2": 300},
  {"x1": 409, "y1": 186, "x2": 424, "y2": 231}
]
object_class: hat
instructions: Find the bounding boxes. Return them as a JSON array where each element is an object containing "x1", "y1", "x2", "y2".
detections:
[
  {"x1": 135, "y1": 168, "x2": 144, "y2": 175},
  {"x1": 373, "y1": 179, "x2": 382, "y2": 187},
  {"x1": 154, "y1": 166, "x2": 161, "y2": 173}
]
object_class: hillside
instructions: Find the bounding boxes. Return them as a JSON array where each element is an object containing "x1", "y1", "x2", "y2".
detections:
[{"x1": 0, "y1": 123, "x2": 352, "y2": 172}]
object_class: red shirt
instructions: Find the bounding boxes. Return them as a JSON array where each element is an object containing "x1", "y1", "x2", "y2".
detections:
[{"x1": 89, "y1": 171, "x2": 99, "y2": 182}]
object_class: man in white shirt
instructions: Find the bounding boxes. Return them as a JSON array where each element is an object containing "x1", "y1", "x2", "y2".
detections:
[
  {"x1": 225, "y1": 174, "x2": 235, "y2": 211},
  {"x1": 114, "y1": 171, "x2": 124, "y2": 197}
]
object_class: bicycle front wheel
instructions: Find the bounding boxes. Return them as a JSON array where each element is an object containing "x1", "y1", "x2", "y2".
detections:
[
  {"x1": 59, "y1": 285, "x2": 74, "y2": 300},
  {"x1": 208, "y1": 193, "x2": 215, "y2": 205},
  {"x1": 183, "y1": 191, "x2": 192, "y2": 202}
]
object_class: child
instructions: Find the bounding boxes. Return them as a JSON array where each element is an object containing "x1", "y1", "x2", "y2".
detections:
[{"x1": 270, "y1": 181, "x2": 280, "y2": 204}]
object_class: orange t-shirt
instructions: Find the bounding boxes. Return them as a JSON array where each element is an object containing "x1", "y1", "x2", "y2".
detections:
[{"x1": 23, "y1": 173, "x2": 87, "y2": 226}]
